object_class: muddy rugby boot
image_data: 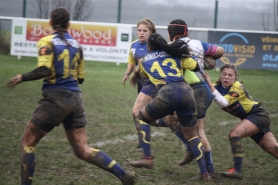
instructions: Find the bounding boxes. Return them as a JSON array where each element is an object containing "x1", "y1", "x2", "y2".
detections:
[
  {"x1": 128, "y1": 156, "x2": 154, "y2": 169},
  {"x1": 121, "y1": 171, "x2": 138, "y2": 185},
  {"x1": 221, "y1": 168, "x2": 243, "y2": 179},
  {"x1": 178, "y1": 151, "x2": 195, "y2": 165}
]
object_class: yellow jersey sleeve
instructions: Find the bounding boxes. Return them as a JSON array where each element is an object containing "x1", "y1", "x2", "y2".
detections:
[
  {"x1": 127, "y1": 42, "x2": 136, "y2": 65},
  {"x1": 127, "y1": 50, "x2": 136, "y2": 65},
  {"x1": 77, "y1": 47, "x2": 85, "y2": 79},
  {"x1": 223, "y1": 81, "x2": 244, "y2": 105},
  {"x1": 181, "y1": 58, "x2": 197, "y2": 70},
  {"x1": 139, "y1": 61, "x2": 148, "y2": 78},
  {"x1": 224, "y1": 81, "x2": 257, "y2": 113},
  {"x1": 37, "y1": 35, "x2": 55, "y2": 69}
]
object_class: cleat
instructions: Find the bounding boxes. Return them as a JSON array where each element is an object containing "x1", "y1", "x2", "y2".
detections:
[
  {"x1": 200, "y1": 172, "x2": 212, "y2": 181},
  {"x1": 221, "y1": 168, "x2": 243, "y2": 179},
  {"x1": 127, "y1": 156, "x2": 154, "y2": 169},
  {"x1": 178, "y1": 151, "x2": 195, "y2": 166},
  {"x1": 189, "y1": 173, "x2": 212, "y2": 181},
  {"x1": 209, "y1": 172, "x2": 219, "y2": 179},
  {"x1": 121, "y1": 171, "x2": 138, "y2": 185}
]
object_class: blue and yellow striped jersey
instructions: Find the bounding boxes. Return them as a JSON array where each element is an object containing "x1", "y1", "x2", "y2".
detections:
[
  {"x1": 36, "y1": 32, "x2": 84, "y2": 91},
  {"x1": 139, "y1": 50, "x2": 197, "y2": 86},
  {"x1": 215, "y1": 81, "x2": 258, "y2": 119},
  {"x1": 127, "y1": 39, "x2": 148, "y2": 65}
]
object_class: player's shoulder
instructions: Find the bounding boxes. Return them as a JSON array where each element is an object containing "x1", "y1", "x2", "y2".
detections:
[
  {"x1": 37, "y1": 35, "x2": 56, "y2": 48},
  {"x1": 130, "y1": 39, "x2": 140, "y2": 46},
  {"x1": 233, "y1": 81, "x2": 243, "y2": 88},
  {"x1": 182, "y1": 37, "x2": 199, "y2": 43},
  {"x1": 179, "y1": 37, "x2": 191, "y2": 43},
  {"x1": 38, "y1": 34, "x2": 56, "y2": 43},
  {"x1": 185, "y1": 38, "x2": 204, "y2": 47},
  {"x1": 66, "y1": 38, "x2": 81, "y2": 48},
  {"x1": 230, "y1": 81, "x2": 244, "y2": 92}
]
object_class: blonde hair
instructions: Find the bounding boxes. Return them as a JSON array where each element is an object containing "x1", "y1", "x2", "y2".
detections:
[{"x1": 137, "y1": 18, "x2": 156, "y2": 33}]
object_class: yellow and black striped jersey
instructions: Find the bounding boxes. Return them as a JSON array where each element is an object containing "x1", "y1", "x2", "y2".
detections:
[{"x1": 215, "y1": 81, "x2": 258, "y2": 118}]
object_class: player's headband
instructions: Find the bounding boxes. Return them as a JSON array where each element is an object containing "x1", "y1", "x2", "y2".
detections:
[{"x1": 167, "y1": 24, "x2": 188, "y2": 41}]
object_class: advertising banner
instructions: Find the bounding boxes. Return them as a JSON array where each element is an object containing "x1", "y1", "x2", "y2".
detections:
[
  {"x1": 11, "y1": 18, "x2": 132, "y2": 63},
  {"x1": 208, "y1": 31, "x2": 278, "y2": 70}
]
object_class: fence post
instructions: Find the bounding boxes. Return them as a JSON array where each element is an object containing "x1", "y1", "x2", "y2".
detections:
[
  {"x1": 22, "y1": 0, "x2": 27, "y2": 17},
  {"x1": 214, "y1": 0, "x2": 218, "y2": 28},
  {"x1": 117, "y1": 0, "x2": 122, "y2": 23}
]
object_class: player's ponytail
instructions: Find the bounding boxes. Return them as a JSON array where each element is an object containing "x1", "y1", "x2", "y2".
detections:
[
  {"x1": 148, "y1": 33, "x2": 190, "y2": 58},
  {"x1": 50, "y1": 7, "x2": 72, "y2": 47}
]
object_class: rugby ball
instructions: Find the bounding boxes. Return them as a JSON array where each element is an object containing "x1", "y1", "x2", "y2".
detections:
[{"x1": 203, "y1": 56, "x2": 216, "y2": 70}]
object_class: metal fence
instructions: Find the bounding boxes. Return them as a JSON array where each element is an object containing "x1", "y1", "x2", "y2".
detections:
[{"x1": 1, "y1": 16, "x2": 278, "y2": 70}]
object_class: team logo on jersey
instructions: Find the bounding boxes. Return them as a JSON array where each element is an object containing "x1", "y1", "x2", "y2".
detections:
[
  {"x1": 39, "y1": 46, "x2": 52, "y2": 56},
  {"x1": 131, "y1": 48, "x2": 136, "y2": 56},
  {"x1": 228, "y1": 91, "x2": 239, "y2": 97}
]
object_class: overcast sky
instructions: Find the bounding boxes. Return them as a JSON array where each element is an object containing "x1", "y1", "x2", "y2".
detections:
[
  {"x1": 144, "y1": 0, "x2": 273, "y2": 10},
  {"x1": 0, "y1": 0, "x2": 276, "y2": 31},
  {"x1": 91, "y1": 0, "x2": 275, "y2": 31}
]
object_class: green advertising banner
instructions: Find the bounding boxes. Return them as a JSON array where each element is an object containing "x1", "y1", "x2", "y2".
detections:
[{"x1": 208, "y1": 31, "x2": 278, "y2": 70}]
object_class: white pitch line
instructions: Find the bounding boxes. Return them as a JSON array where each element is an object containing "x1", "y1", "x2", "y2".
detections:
[
  {"x1": 90, "y1": 113, "x2": 278, "y2": 147},
  {"x1": 91, "y1": 131, "x2": 165, "y2": 147},
  {"x1": 219, "y1": 119, "x2": 239, "y2": 125}
]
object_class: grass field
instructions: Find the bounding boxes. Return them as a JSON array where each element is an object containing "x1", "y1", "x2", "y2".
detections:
[{"x1": 1, "y1": 54, "x2": 278, "y2": 185}]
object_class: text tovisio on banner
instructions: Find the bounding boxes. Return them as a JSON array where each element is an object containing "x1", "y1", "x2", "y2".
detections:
[{"x1": 208, "y1": 31, "x2": 278, "y2": 70}]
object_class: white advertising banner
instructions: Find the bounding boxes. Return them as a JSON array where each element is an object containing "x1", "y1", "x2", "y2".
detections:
[{"x1": 11, "y1": 18, "x2": 133, "y2": 63}]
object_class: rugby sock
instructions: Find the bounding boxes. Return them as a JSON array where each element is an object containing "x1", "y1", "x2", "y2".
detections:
[
  {"x1": 20, "y1": 146, "x2": 35, "y2": 185},
  {"x1": 174, "y1": 131, "x2": 191, "y2": 151},
  {"x1": 155, "y1": 118, "x2": 168, "y2": 127},
  {"x1": 87, "y1": 148, "x2": 126, "y2": 181},
  {"x1": 139, "y1": 120, "x2": 151, "y2": 157},
  {"x1": 133, "y1": 118, "x2": 142, "y2": 148},
  {"x1": 229, "y1": 136, "x2": 243, "y2": 172},
  {"x1": 188, "y1": 136, "x2": 207, "y2": 175},
  {"x1": 204, "y1": 150, "x2": 215, "y2": 173}
]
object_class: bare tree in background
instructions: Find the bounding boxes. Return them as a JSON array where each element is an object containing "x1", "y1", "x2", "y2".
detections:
[
  {"x1": 33, "y1": 0, "x2": 93, "y2": 21},
  {"x1": 262, "y1": 0, "x2": 278, "y2": 31},
  {"x1": 262, "y1": 13, "x2": 270, "y2": 31},
  {"x1": 0, "y1": 7, "x2": 10, "y2": 54}
]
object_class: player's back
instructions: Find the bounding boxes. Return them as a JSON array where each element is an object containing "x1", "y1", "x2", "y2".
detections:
[
  {"x1": 140, "y1": 50, "x2": 184, "y2": 86},
  {"x1": 37, "y1": 32, "x2": 83, "y2": 91}
]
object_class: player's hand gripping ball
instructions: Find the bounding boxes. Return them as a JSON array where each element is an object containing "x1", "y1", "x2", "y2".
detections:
[{"x1": 203, "y1": 56, "x2": 216, "y2": 70}]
